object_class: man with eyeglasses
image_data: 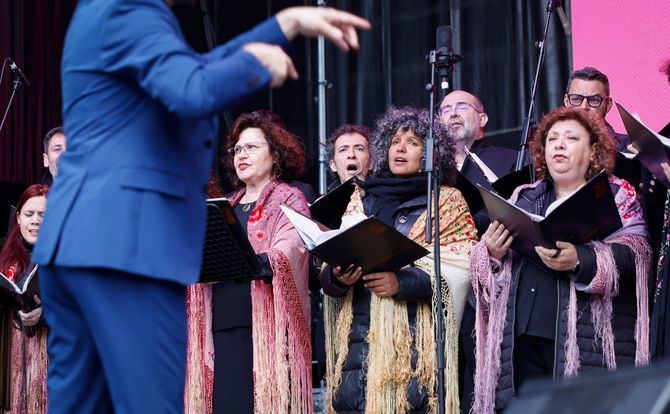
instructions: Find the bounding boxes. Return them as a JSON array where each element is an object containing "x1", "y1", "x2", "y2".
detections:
[
  {"x1": 439, "y1": 90, "x2": 518, "y2": 198},
  {"x1": 440, "y1": 90, "x2": 518, "y2": 414},
  {"x1": 563, "y1": 66, "x2": 630, "y2": 151}
]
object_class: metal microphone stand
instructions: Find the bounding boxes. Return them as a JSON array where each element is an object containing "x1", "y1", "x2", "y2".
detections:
[
  {"x1": 0, "y1": 71, "x2": 24, "y2": 136},
  {"x1": 515, "y1": 0, "x2": 561, "y2": 172},
  {"x1": 424, "y1": 46, "x2": 461, "y2": 414}
]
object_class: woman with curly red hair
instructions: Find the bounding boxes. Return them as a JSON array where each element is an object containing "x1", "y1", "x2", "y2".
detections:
[
  {"x1": 185, "y1": 112, "x2": 311, "y2": 414},
  {"x1": 0, "y1": 184, "x2": 49, "y2": 413},
  {"x1": 469, "y1": 107, "x2": 652, "y2": 412}
]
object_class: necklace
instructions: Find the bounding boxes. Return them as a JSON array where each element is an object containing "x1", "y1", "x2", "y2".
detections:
[{"x1": 241, "y1": 200, "x2": 256, "y2": 212}]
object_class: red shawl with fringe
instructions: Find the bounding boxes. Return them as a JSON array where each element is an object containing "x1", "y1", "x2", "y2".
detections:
[{"x1": 185, "y1": 179, "x2": 312, "y2": 413}]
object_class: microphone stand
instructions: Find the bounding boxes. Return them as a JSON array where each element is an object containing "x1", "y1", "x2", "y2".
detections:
[
  {"x1": 0, "y1": 76, "x2": 23, "y2": 136},
  {"x1": 515, "y1": 0, "x2": 560, "y2": 172},
  {"x1": 424, "y1": 47, "x2": 460, "y2": 414}
]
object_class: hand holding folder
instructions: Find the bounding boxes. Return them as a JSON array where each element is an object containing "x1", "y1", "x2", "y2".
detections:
[
  {"x1": 280, "y1": 204, "x2": 429, "y2": 274},
  {"x1": 477, "y1": 170, "x2": 622, "y2": 270}
]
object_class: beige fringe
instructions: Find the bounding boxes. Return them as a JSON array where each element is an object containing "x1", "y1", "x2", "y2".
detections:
[{"x1": 324, "y1": 290, "x2": 354, "y2": 414}]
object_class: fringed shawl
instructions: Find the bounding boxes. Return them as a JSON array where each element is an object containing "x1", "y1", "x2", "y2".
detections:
[
  {"x1": 470, "y1": 177, "x2": 651, "y2": 413},
  {"x1": 185, "y1": 179, "x2": 312, "y2": 414},
  {"x1": 324, "y1": 185, "x2": 477, "y2": 414}
]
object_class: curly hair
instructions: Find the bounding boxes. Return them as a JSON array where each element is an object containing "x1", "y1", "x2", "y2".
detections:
[
  {"x1": 325, "y1": 124, "x2": 373, "y2": 161},
  {"x1": 222, "y1": 111, "x2": 306, "y2": 189},
  {"x1": 530, "y1": 107, "x2": 616, "y2": 181},
  {"x1": 370, "y1": 106, "x2": 456, "y2": 185}
]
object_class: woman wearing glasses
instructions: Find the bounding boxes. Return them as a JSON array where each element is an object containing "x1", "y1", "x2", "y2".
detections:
[{"x1": 185, "y1": 112, "x2": 312, "y2": 414}]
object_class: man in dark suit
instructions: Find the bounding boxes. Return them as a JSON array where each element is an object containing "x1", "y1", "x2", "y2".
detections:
[
  {"x1": 32, "y1": 1, "x2": 369, "y2": 412},
  {"x1": 439, "y1": 90, "x2": 518, "y2": 228},
  {"x1": 40, "y1": 126, "x2": 67, "y2": 185},
  {"x1": 440, "y1": 90, "x2": 519, "y2": 414}
]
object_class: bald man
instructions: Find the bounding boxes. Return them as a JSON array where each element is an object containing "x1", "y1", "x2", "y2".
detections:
[{"x1": 439, "y1": 90, "x2": 518, "y2": 204}]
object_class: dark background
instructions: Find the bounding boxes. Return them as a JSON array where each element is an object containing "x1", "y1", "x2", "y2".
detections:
[{"x1": 0, "y1": 0, "x2": 571, "y2": 235}]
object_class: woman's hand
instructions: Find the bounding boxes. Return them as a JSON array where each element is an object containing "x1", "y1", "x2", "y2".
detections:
[
  {"x1": 535, "y1": 241, "x2": 579, "y2": 272},
  {"x1": 661, "y1": 162, "x2": 670, "y2": 184},
  {"x1": 332, "y1": 265, "x2": 363, "y2": 286},
  {"x1": 363, "y1": 271, "x2": 399, "y2": 297},
  {"x1": 483, "y1": 221, "x2": 513, "y2": 260},
  {"x1": 18, "y1": 295, "x2": 42, "y2": 327}
]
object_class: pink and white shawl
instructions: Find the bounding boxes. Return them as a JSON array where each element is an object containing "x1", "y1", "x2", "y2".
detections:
[{"x1": 185, "y1": 179, "x2": 312, "y2": 413}]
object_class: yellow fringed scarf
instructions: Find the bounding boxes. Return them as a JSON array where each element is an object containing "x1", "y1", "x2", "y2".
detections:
[{"x1": 324, "y1": 186, "x2": 478, "y2": 414}]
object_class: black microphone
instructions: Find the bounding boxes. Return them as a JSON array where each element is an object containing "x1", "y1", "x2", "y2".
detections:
[
  {"x1": 554, "y1": 0, "x2": 572, "y2": 36},
  {"x1": 435, "y1": 26, "x2": 462, "y2": 91},
  {"x1": 7, "y1": 59, "x2": 30, "y2": 87}
]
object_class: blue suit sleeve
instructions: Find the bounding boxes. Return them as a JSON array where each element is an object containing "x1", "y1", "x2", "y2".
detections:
[{"x1": 100, "y1": 2, "x2": 288, "y2": 118}]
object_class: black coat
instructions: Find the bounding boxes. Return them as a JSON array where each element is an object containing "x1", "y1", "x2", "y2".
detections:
[
  {"x1": 320, "y1": 193, "x2": 433, "y2": 414},
  {"x1": 493, "y1": 179, "x2": 641, "y2": 410}
]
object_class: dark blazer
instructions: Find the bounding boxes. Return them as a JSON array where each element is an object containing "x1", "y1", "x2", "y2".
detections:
[{"x1": 33, "y1": 0, "x2": 289, "y2": 284}]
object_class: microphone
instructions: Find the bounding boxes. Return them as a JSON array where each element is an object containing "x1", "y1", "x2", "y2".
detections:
[
  {"x1": 7, "y1": 59, "x2": 31, "y2": 87},
  {"x1": 554, "y1": 0, "x2": 572, "y2": 36},
  {"x1": 435, "y1": 26, "x2": 462, "y2": 91}
]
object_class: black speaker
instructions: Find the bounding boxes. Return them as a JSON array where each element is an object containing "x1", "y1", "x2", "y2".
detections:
[{"x1": 505, "y1": 361, "x2": 670, "y2": 414}]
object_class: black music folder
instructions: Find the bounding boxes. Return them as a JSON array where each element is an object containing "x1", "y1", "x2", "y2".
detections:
[
  {"x1": 199, "y1": 198, "x2": 269, "y2": 284},
  {"x1": 617, "y1": 102, "x2": 670, "y2": 186},
  {"x1": 0, "y1": 263, "x2": 39, "y2": 311},
  {"x1": 456, "y1": 168, "x2": 532, "y2": 215},
  {"x1": 281, "y1": 204, "x2": 429, "y2": 274},
  {"x1": 309, "y1": 178, "x2": 356, "y2": 230},
  {"x1": 477, "y1": 170, "x2": 622, "y2": 269}
]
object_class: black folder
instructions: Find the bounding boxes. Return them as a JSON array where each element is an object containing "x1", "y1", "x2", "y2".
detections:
[
  {"x1": 282, "y1": 205, "x2": 430, "y2": 274},
  {"x1": 0, "y1": 263, "x2": 39, "y2": 311},
  {"x1": 456, "y1": 168, "x2": 532, "y2": 215},
  {"x1": 199, "y1": 198, "x2": 268, "y2": 284},
  {"x1": 477, "y1": 170, "x2": 622, "y2": 269},
  {"x1": 309, "y1": 178, "x2": 355, "y2": 229},
  {"x1": 617, "y1": 102, "x2": 670, "y2": 186}
]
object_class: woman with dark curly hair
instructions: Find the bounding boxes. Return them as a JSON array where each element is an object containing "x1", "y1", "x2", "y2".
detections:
[
  {"x1": 470, "y1": 107, "x2": 652, "y2": 412},
  {"x1": 185, "y1": 111, "x2": 312, "y2": 414},
  {"x1": 320, "y1": 106, "x2": 478, "y2": 413}
]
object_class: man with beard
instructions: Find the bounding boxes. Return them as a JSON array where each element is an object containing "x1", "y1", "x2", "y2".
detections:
[
  {"x1": 439, "y1": 90, "x2": 518, "y2": 226},
  {"x1": 439, "y1": 90, "x2": 518, "y2": 414}
]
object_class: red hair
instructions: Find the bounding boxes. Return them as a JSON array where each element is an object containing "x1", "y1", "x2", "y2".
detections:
[
  {"x1": 530, "y1": 107, "x2": 616, "y2": 181},
  {"x1": 223, "y1": 111, "x2": 307, "y2": 189},
  {"x1": 0, "y1": 184, "x2": 49, "y2": 277}
]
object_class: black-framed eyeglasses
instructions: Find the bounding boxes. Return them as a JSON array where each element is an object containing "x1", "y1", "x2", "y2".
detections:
[
  {"x1": 226, "y1": 142, "x2": 269, "y2": 157},
  {"x1": 438, "y1": 102, "x2": 481, "y2": 117},
  {"x1": 566, "y1": 93, "x2": 609, "y2": 108}
]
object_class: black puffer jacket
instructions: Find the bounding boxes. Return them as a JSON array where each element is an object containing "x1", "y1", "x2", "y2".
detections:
[
  {"x1": 494, "y1": 179, "x2": 642, "y2": 410},
  {"x1": 320, "y1": 194, "x2": 433, "y2": 414}
]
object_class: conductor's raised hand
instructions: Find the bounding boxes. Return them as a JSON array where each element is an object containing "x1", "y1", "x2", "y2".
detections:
[
  {"x1": 276, "y1": 7, "x2": 371, "y2": 51},
  {"x1": 363, "y1": 271, "x2": 399, "y2": 298},
  {"x1": 332, "y1": 265, "x2": 363, "y2": 286},
  {"x1": 243, "y1": 43, "x2": 298, "y2": 88},
  {"x1": 483, "y1": 221, "x2": 513, "y2": 260}
]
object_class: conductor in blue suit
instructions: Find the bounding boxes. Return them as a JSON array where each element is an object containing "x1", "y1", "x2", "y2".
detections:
[{"x1": 32, "y1": 1, "x2": 369, "y2": 412}]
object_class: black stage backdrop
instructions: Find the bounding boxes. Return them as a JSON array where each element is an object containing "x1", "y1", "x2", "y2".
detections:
[{"x1": 0, "y1": 0, "x2": 571, "y2": 234}]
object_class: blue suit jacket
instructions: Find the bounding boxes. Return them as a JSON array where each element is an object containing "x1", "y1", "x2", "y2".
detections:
[{"x1": 33, "y1": 0, "x2": 290, "y2": 285}]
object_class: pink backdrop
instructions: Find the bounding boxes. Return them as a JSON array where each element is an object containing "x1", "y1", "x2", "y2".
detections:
[{"x1": 571, "y1": 0, "x2": 670, "y2": 132}]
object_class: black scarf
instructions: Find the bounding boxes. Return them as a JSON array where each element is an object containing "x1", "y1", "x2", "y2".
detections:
[{"x1": 356, "y1": 175, "x2": 427, "y2": 226}]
